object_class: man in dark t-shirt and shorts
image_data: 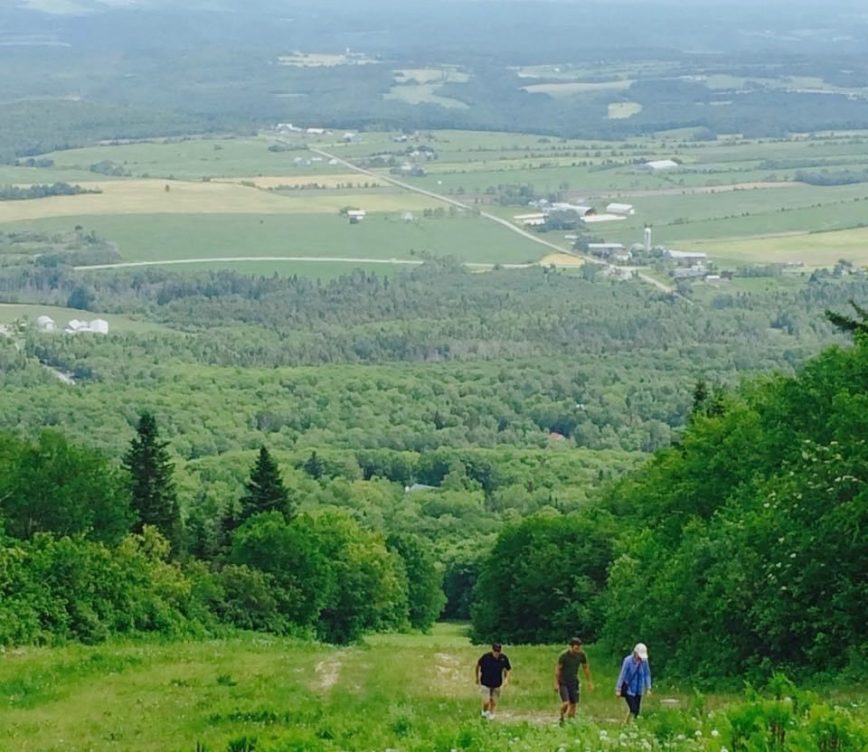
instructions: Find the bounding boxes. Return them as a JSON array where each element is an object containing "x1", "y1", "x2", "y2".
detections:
[
  {"x1": 555, "y1": 637, "x2": 594, "y2": 724},
  {"x1": 475, "y1": 643, "x2": 512, "y2": 719}
]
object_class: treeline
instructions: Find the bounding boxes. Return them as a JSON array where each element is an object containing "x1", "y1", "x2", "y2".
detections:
[
  {"x1": 0, "y1": 422, "x2": 444, "y2": 646},
  {"x1": 470, "y1": 324, "x2": 867, "y2": 680},
  {"x1": 795, "y1": 168, "x2": 868, "y2": 186},
  {"x1": 0, "y1": 182, "x2": 99, "y2": 201}
]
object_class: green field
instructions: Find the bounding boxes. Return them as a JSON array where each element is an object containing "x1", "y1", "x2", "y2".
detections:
[
  {"x1": 3, "y1": 129, "x2": 868, "y2": 275},
  {"x1": 0, "y1": 304, "x2": 168, "y2": 333},
  {"x1": 6, "y1": 212, "x2": 542, "y2": 266},
  {"x1": 1, "y1": 624, "x2": 861, "y2": 752}
]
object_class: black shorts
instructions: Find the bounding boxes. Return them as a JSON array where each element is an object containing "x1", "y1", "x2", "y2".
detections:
[
  {"x1": 625, "y1": 693, "x2": 643, "y2": 717},
  {"x1": 558, "y1": 682, "x2": 579, "y2": 704}
]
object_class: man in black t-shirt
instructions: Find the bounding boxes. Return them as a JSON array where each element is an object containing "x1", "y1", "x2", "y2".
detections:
[
  {"x1": 475, "y1": 643, "x2": 512, "y2": 719},
  {"x1": 555, "y1": 637, "x2": 594, "y2": 724}
]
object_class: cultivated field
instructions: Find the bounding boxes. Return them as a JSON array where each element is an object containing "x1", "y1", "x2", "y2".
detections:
[
  {"x1": 3, "y1": 128, "x2": 868, "y2": 274},
  {"x1": 6, "y1": 211, "x2": 542, "y2": 270}
]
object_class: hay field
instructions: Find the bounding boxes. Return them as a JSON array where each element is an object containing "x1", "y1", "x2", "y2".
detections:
[
  {"x1": 384, "y1": 85, "x2": 469, "y2": 109},
  {"x1": 0, "y1": 180, "x2": 445, "y2": 222},
  {"x1": 608, "y1": 102, "x2": 643, "y2": 119},
  {"x1": 38, "y1": 137, "x2": 345, "y2": 180},
  {"x1": 539, "y1": 252, "x2": 584, "y2": 268},
  {"x1": 216, "y1": 174, "x2": 387, "y2": 189},
  {"x1": 522, "y1": 80, "x2": 633, "y2": 97},
  {"x1": 693, "y1": 227, "x2": 868, "y2": 267}
]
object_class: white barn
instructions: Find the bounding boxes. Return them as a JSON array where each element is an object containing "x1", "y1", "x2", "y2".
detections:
[{"x1": 36, "y1": 315, "x2": 56, "y2": 332}]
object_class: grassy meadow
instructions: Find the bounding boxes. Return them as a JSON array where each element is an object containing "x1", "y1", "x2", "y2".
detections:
[
  {"x1": 2, "y1": 624, "x2": 861, "y2": 752},
  {"x1": 3, "y1": 129, "x2": 868, "y2": 273},
  {"x1": 7, "y1": 211, "x2": 541, "y2": 270},
  {"x1": 0, "y1": 303, "x2": 167, "y2": 333}
]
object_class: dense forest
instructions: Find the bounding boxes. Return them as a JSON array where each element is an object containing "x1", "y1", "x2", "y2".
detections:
[
  {"x1": 2, "y1": 2, "x2": 868, "y2": 160},
  {"x1": 1, "y1": 250, "x2": 865, "y2": 680},
  {"x1": 1, "y1": 311, "x2": 864, "y2": 681}
]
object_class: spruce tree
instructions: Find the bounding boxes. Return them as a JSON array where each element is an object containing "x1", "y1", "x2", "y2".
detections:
[
  {"x1": 826, "y1": 299, "x2": 868, "y2": 336},
  {"x1": 303, "y1": 450, "x2": 324, "y2": 480},
  {"x1": 239, "y1": 446, "x2": 292, "y2": 522},
  {"x1": 123, "y1": 412, "x2": 182, "y2": 554}
]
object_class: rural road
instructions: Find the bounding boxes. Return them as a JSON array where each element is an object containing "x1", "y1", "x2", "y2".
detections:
[
  {"x1": 74, "y1": 256, "x2": 534, "y2": 271},
  {"x1": 308, "y1": 146, "x2": 583, "y2": 258},
  {"x1": 306, "y1": 145, "x2": 680, "y2": 296}
]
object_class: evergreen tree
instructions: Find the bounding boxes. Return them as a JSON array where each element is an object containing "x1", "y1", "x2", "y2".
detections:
[
  {"x1": 826, "y1": 299, "x2": 868, "y2": 336},
  {"x1": 239, "y1": 446, "x2": 292, "y2": 522},
  {"x1": 123, "y1": 412, "x2": 183, "y2": 555},
  {"x1": 303, "y1": 450, "x2": 324, "y2": 480}
]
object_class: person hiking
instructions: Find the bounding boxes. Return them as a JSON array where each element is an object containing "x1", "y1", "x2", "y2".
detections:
[
  {"x1": 615, "y1": 642, "x2": 652, "y2": 721},
  {"x1": 555, "y1": 637, "x2": 594, "y2": 724},
  {"x1": 475, "y1": 643, "x2": 512, "y2": 719}
]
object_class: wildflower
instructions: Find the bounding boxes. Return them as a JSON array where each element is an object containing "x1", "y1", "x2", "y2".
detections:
[{"x1": 711, "y1": 729, "x2": 720, "y2": 737}]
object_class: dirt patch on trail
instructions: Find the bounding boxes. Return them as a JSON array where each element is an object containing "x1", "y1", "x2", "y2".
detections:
[
  {"x1": 312, "y1": 657, "x2": 343, "y2": 692},
  {"x1": 433, "y1": 652, "x2": 468, "y2": 694}
]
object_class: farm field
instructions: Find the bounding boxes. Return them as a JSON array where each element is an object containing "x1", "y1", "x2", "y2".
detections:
[
  {"x1": 0, "y1": 180, "x2": 446, "y2": 223},
  {"x1": 6, "y1": 211, "x2": 542, "y2": 267},
  {"x1": 3, "y1": 129, "x2": 868, "y2": 274},
  {"x1": 1, "y1": 624, "x2": 862, "y2": 752},
  {"x1": 693, "y1": 226, "x2": 868, "y2": 267}
]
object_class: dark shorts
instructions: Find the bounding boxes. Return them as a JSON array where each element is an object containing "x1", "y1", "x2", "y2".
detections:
[
  {"x1": 625, "y1": 693, "x2": 643, "y2": 717},
  {"x1": 558, "y1": 682, "x2": 580, "y2": 704}
]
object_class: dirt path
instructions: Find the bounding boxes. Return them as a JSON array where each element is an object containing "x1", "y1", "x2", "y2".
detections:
[
  {"x1": 73, "y1": 257, "x2": 535, "y2": 271},
  {"x1": 312, "y1": 657, "x2": 343, "y2": 693}
]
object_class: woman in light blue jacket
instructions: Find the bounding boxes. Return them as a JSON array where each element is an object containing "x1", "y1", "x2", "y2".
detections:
[{"x1": 615, "y1": 643, "x2": 651, "y2": 720}]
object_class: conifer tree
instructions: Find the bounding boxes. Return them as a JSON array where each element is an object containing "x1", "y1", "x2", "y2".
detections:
[
  {"x1": 239, "y1": 445, "x2": 292, "y2": 522},
  {"x1": 303, "y1": 450, "x2": 324, "y2": 480},
  {"x1": 826, "y1": 299, "x2": 868, "y2": 336},
  {"x1": 123, "y1": 412, "x2": 182, "y2": 555}
]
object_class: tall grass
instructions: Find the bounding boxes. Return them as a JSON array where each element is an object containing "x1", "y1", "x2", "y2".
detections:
[{"x1": 0, "y1": 625, "x2": 864, "y2": 751}]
